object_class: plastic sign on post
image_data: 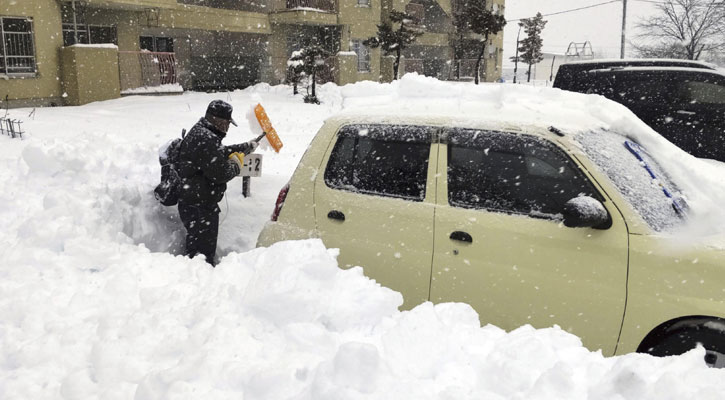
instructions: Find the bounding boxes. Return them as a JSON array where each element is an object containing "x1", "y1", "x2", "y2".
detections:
[
  {"x1": 240, "y1": 153, "x2": 263, "y2": 177},
  {"x1": 254, "y1": 104, "x2": 283, "y2": 153}
]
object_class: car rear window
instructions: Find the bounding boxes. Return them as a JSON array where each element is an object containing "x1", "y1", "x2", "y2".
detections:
[{"x1": 324, "y1": 124, "x2": 433, "y2": 201}]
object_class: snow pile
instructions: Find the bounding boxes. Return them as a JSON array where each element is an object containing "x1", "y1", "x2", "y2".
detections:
[
  {"x1": 2, "y1": 239, "x2": 723, "y2": 399},
  {"x1": 1, "y1": 75, "x2": 725, "y2": 399}
]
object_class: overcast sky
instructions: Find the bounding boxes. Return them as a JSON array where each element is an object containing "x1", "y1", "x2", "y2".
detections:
[{"x1": 503, "y1": 0, "x2": 658, "y2": 63}]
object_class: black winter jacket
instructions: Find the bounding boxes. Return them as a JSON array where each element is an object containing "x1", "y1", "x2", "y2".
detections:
[{"x1": 177, "y1": 118, "x2": 254, "y2": 210}]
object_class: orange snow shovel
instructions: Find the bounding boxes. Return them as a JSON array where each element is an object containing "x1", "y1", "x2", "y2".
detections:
[{"x1": 253, "y1": 104, "x2": 283, "y2": 153}]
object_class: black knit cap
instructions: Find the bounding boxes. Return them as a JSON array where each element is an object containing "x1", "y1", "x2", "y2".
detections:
[{"x1": 205, "y1": 100, "x2": 238, "y2": 126}]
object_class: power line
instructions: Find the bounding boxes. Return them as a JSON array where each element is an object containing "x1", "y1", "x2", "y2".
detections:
[{"x1": 506, "y1": 0, "x2": 622, "y2": 22}]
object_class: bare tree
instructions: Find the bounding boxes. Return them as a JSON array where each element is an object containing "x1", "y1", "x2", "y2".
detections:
[{"x1": 635, "y1": 0, "x2": 725, "y2": 60}]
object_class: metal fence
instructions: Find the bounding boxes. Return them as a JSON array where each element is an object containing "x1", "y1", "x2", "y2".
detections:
[{"x1": 0, "y1": 117, "x2": 24, "y2": 139}]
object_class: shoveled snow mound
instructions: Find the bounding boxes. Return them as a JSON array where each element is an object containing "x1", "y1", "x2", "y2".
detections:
[
  {"x1": 2, "y1": 239, "x2": 723, "y2": 399},
  {"x1": 1, "y1": 75, "x2": 725, "y2": 399}
]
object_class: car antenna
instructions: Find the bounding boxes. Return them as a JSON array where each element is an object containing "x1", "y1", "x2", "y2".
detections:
[{"x1": 548, "y1": 126, "x2": 565, "y2": 137}]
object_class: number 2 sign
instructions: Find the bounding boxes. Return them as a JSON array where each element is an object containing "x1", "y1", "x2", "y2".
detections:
[{"x1": 240, "y1": 153, "x2": 263, "y2": 177}]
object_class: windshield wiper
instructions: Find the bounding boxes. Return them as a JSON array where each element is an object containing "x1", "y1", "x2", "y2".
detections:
[{"x1": 624, "y1": 140, "x2": 688, "y2": 216}]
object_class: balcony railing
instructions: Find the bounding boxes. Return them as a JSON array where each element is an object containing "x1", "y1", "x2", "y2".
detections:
[
  {"x1": 177, "y1": 0, "x2": 269, "y2": 13},
  {"x1": 119, "y1": 51, "x2": 178, "y2": 92},
  {"x1": 275, "y1": 0, "x2": 336, "y2": 12}
]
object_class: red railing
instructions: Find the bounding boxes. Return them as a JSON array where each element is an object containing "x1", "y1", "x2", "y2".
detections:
[
  {"x1": 139, "y1": 51, "x2": 177, "y2": 85},
  {"x1": 119, "y1": 51, "x2": 177, "y2": 91}
]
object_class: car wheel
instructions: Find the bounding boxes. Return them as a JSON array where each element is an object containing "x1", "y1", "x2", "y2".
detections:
[{"x1": 644, "y1": 327, "x2": 725, "y2": 368}]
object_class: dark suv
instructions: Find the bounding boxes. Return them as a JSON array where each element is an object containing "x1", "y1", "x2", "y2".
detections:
[{"x1": 554, "y1": 59, "x2": 725, "y2": 162}]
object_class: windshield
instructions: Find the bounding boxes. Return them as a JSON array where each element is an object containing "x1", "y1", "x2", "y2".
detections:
[{"x1": 576, "y1": 130, "x2": 687, "y2": 232}]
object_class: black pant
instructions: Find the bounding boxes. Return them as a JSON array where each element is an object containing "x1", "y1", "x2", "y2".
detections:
[{"x1": 178, "y1": 203, "x2": 219, "y2": 266}]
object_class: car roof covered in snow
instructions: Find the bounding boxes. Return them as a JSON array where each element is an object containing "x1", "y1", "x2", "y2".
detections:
[{"x1": 331, "y1": 74, "x2": 646, "y2": 140}]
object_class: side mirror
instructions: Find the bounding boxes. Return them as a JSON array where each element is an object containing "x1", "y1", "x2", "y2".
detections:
[{"x1": 562, "y1": 196, "x2": 612, "y2": 230}]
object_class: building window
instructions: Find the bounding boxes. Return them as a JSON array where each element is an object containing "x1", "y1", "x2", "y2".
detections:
[
  {"x1": 140, "y1": 36, "x2": 174, "y2": 53},
  {"x1": 62, "y1": 24, "x2": 117, "y2": 46},
  {"x1": 61, "y1": 4, "x2": 116, "y2": 46},
  {"x1": 0, "y1": 17, "x2": 36, "y2": 75},
  {"x1": 352, "y1": 40, "x2": 370, "y2": 72}
]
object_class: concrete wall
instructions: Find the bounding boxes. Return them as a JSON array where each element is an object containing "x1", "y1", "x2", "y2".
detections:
[
  {"x1": 0, "y1": 0, "x2": 64, "y2": 107},
  {"x1": 60, "y1": 46, "x2": 121, "y2": 106}
]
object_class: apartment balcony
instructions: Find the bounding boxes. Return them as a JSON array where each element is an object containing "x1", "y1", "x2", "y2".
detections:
[
  {"x1": 269, "y1": 0, "x2": 338, "y2": 26},
  {"x1": 81, "y1": 0, "x2": 178, "y2": 10}
]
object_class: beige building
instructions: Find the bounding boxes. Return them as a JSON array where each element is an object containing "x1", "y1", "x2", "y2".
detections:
[{"x1": 0, "y1": 0, "x2": 505, "y2": 108}]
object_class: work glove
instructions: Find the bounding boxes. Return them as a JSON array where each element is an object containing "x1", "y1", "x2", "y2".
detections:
[{"x1": 229, "y1": 152, "x2": 245, "y2": 174}]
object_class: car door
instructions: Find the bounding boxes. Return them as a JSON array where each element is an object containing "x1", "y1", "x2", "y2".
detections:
[
  {"x1": 314, "y1": 124, "x2": 438, "y2": 309},
  {"x1": 430, "y1": 128, "x2": 629, "y2": 355}
]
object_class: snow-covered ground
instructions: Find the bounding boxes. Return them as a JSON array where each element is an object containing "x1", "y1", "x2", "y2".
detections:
[{"x1": 1, "y1": 75, "x2": 724, "y2": 399}]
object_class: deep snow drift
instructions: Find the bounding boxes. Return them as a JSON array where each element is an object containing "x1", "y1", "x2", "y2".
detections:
[{"x1": 1, "y1": 75, "x2": 724, "y2": 399}]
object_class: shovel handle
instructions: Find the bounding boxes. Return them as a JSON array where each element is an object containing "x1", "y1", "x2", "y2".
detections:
[{"x1": 254, "y1": 132, "x2": 267, "y2": 142}]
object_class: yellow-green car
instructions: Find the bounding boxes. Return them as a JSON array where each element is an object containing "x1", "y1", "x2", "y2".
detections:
[{"x1": 257, "y1": 115, "x2": 725, "y2": 367}]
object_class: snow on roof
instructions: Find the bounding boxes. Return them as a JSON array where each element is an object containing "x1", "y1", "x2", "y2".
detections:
[
  {"x1": 68, "y1": 43, "x2": 119, "y2": 49},
  {"x1": 333, "y1": 73, "x2": 645, "y2": 135}
]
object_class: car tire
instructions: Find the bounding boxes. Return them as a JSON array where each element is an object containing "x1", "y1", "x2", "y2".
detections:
[{"x1": 643, "y1": 326, "x2": 725, "y2": 368}]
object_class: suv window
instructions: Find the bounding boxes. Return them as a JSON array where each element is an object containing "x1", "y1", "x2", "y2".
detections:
[
  {"x1": 324, "y1": 125, "x2": 432, "y2": 201},
  {"x1": 447, "y1": 129, "x2": 602, "y2": 217},
  {"x1": 613, "y1": 71, "x2": 725, "y2": 107},
  {"x1": 680, "y1": 80, "x2": 725, "y2": 104}
]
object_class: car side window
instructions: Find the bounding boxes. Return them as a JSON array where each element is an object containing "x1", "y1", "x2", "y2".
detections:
[
  {"x1": 447, "y1": 129, "x2": 602, "y2": 217},
  {"x1": 678, "y1": 80, "x2": 725, "y2": 105},
  {"x1": 324, "y1": 124, "x2": 432, "y2": 201},
  {"x1": 615, "y1": 74, "x2": 678, "y2": 106}
]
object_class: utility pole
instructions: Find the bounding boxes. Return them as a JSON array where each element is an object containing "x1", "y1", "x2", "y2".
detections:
[
  {"x1": 513, "y1": 24, "x2": 522, "y2": 83},
  {"x1": 620, "y1": 0, "x2": 627, "y2": 59}
]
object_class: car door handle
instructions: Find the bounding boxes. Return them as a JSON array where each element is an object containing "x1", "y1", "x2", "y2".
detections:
[
  {"x1": 449, "y1": 231, "x2": 472, "y2": 243},
  {"x1": 327, "y1": 210, "x2": 345, "y2": 221},
  {"x1": 677, "y1": 110, "x2": 696, "y2": 115}
]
